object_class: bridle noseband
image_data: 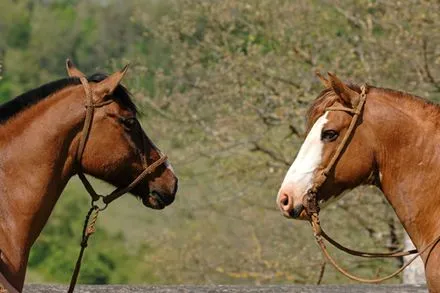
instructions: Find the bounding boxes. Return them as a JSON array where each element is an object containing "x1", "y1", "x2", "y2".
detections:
[
  {"x1": 301, "y1": 84, "x2": 440, "y2": 283},
  {"x1": 68, "y1": 77, "x2": 168, "y2": 293}
]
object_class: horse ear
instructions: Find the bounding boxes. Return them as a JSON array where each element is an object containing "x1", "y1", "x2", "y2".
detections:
[
  {"x1": 94, "y1": 64, "x2": 129, "y2": 97},
  {"x1": 327, "y1": 72, "x2": 359, "y2": 107},
  {"x1": 66, "y1": 59, "x2": 86, "y2": 78},
  {"x1": 315, "y1": 71, "x2": 331, "y2": 88}
]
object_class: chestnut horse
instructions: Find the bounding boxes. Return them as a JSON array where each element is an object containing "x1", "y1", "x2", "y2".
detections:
[
  {"x1": 277, "y1": 73, "x2": 440, "y2": 292},
  {"x1": 0, "y1": 62, "x2": 178, "y2": 292}
]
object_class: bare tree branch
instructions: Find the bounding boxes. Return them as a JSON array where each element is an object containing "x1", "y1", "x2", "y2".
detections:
[
  {"x1": 422, "y1": 39, "x2": 440, "y2": 92},
  {"x1": 250, "y1": 142, "x2": 290, "y2": 166}
]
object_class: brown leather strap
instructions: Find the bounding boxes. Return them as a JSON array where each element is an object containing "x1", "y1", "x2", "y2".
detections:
[
  {"x1": 312, "y1": 214, "x2": 440, "y2": 283},
  {"x1": 76, "y1": 77, "x2": 94, "y2": 161},
  {"x1": 326, "y1": 106, "x2": 359, "y2": 114},
  {"x1": 321, "y1": 85, "x2": 367, "y2": 183},
  {"x1": 76, "y1": 77, "x2": 104, "y2": 201},
  {"x1": 320, "y1": 228, "x2": 417, "y2": 258},
  {"x1": 68, "y1": 206, "x2": 99, "y2": 293},
  {"x1": 102, "y1": 155, "x2": 168, "y2": 205},
  {"x1": 68, "y1": 77, "x2": 168, "y2": 292}
]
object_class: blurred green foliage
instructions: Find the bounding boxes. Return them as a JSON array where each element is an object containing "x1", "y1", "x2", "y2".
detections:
[{"x1": 28, "y1": 184, "x2": 147, "y2": 284}]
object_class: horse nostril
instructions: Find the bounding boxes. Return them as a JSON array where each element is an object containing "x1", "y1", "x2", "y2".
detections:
[
  {"x1": 278, "y1": 193, "x2": 293, "y2": 212},
  {"x1": 281, "y1": 196, "x2": 289, "y2": 206}
]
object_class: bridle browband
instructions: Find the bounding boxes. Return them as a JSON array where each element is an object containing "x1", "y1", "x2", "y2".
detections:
[
  {"x1": 303, "y1": 84, "x2": 440, "y2": 283},
  {"x1": 68, "y1": 77, "x2": 168, "y2": 292}
]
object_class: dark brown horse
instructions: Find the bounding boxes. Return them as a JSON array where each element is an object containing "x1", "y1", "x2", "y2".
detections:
[
  {"x1": 277, "y1": 73, "x2": 440, "y2": 292},
  {"x1": 0, "y1": 62, "x2": 178, "y2": 292}
]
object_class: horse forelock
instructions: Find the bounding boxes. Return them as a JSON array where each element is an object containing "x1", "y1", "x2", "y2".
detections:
[
  {"x1": 306, "y1": 83, "x2": 365, "y2": 132},
  {"x1": 87, "y1": 73, "x2": 138, "y2": 115}
]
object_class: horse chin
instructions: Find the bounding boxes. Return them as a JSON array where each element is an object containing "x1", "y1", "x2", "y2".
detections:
[{"x1": 142, "y1": 192, "x2": 166, "y2": 210}]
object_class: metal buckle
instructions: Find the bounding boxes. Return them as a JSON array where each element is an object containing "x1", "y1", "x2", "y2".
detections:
[{"x1": 92, "y1": 195, "x2": 108, "y2": 211}]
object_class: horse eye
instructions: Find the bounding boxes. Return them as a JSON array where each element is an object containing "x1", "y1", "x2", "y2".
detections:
[
  {"x1": 321, "y1": 130, "x2": 339, "y2": 142},
  {"x1": 119, "y1": 117, "x2": 136, "y2": 129}
]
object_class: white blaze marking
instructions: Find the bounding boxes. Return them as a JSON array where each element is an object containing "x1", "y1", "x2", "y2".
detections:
[
  {"x1": 165, "y1": 160, "x2": 175, "y2": 173},
  {"x1": 278, "y1": 112, "x2": 329, "y2": 203}
]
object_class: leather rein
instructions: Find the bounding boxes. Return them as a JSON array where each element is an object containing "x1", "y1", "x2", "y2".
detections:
[
  {"x1": 68, "y1": 77, "x2": 168, "y2": 292},
  {"x1": 303, "y1": 85, "x2": 440, "y2": 283}
]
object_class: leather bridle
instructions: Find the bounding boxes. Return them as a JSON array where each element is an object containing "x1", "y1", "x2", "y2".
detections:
[
  {"x1": 68, "y1": 77, "x2": 168, "y2": 292},
  {"x1": 302, "y1": 84, "x2": 440, "y2": 283},
  {"x1": 303, "y1": 85, "x2": 368, "y2": 217},
  {"x1": 75, "y1": 76, "x2": 168, "y2": 209}
]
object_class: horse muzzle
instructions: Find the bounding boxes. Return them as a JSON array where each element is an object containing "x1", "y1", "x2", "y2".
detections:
[{"x1": 277, "y1": 193, "x2": 308, "y2": 220}]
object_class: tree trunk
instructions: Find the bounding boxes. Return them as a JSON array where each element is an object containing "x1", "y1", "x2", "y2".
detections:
[{"x1": 403, "y1": 233, "x2": 426, "y2": 284}]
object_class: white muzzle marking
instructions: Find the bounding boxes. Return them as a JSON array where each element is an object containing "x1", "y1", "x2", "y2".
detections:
[{"x1": 277, "y1": 112, "x2": 329, "y2": 204}]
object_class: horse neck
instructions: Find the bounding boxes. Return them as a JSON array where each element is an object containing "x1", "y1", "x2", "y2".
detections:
[
  {"x1": 368, "y1": 90, "x2": 440, "y2": 249},
  {"x1": 0, "y1": 86, "x2": 85, "y2": 282}
]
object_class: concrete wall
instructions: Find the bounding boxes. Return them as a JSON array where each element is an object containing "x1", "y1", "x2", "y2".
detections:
[{"x1": 23, "y1": 284, "x2": 428, "y2": 293}]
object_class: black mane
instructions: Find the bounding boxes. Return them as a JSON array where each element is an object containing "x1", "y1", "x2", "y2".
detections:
[{"x1": 0, "y1": 73, "x2": 136, "y2": 124}]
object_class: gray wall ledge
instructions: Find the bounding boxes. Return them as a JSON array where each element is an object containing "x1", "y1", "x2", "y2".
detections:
[{"x1": 23, "y1": 284, "x2": 428, "y2": 293}]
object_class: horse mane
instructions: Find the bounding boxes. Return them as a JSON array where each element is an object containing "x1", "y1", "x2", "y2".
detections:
[
  {"x1": 0, "y1": 73, "x2": 137, "y2": 124},
  {"x1": 307, "y1": 82, "x2": 438, "y2": 130}
]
